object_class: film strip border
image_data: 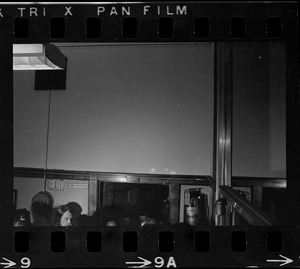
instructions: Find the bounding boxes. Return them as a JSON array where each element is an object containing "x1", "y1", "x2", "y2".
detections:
[
  {"x1": 0, "y1": 2, "x2": 299, "y2": 268},
  {"x1": 14, "y1": 229, "x2": 283, "y2": 253},
  {"x1": 9, "y1": 226, "x2": 300, "y2": 267},
  {"x1": 0, "y1": 3, "x2": 296, "y2": 42}
]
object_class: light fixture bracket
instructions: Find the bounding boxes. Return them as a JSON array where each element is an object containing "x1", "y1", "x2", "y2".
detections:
[{"x1": 13, "y1": 43, "x2": 66, "y2": 70}]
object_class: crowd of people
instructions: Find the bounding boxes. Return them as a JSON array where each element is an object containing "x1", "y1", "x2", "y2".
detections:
[{"x1": 14, "y1": 199, "x2": 170, "y2": 228}]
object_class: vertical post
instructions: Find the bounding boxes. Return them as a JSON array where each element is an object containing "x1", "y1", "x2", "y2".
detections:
[
  {"x1": 231, "y1": 206, "x2": 236, "y2": 226},
  {"x1": 285, "y1": 13, "x2": 300, "y2": 226},
  {"x1": 103, "y1": 182, "x2": 114, "y2": 206},
  {"x1": 214, "y1": 42, "x2": 233, "y2": 225},
  {"x1": 169, "y1": 184, "x2": 180, "y2": 224},
  {"x1": 88, "y1": 179, "x2": 98, "y2": 216},
  {"x1": 0, "y1": 32, "x2": 13, "y2": 254}
]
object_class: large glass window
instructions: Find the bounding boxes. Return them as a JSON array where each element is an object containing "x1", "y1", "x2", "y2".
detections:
[
  {"x1": 14, "y1": 44, "x2": 214, "y2": 176},
  {"x1": 232, "y1": 43, "x2": 286, "y2": 178}
]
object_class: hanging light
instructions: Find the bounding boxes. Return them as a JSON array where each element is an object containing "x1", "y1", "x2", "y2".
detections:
[
  {"x1": 31, "y1": 87, "x2": 54, "y2": 224},
  {"x1": 13, "y1": 43, "x2": 66, "y2": 70}
]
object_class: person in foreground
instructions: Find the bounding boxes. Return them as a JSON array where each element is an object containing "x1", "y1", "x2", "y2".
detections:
[{"x1": 54, "y1": 202, "x2": 82, "y2": 227}]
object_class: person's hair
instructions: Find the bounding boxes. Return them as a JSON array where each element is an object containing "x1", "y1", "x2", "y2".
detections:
[
  {"x1": 91, "y1": 209, "x2": 101, "y2": 226},
  {"x1": 100, "y1": 205, "x2": 118, "y2": 226},
  {"x1": 31, "y1": 201, "x2": 52, "y2": 220},
  {"x1": 54, "y1": 204, "x2": 73, "y2": 226},
  {"x1": 100, "y1": 205, "x2": 133, "y2": 226},
  {"x1": 137, "y1": 204, "x2": 157, "y2": 218},
  {"x1": 14, "y1": 208, "x2": 32, "y2": 227}
]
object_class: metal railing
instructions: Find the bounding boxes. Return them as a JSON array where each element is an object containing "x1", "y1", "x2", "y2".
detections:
[{"x1": 219, "y1": 185, "x2": 281, "y2": 226}]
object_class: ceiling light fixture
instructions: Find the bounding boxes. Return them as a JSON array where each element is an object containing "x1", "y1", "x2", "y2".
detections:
[{"x1": 13, "y1": 43, "x2": 66, "y2": 70}]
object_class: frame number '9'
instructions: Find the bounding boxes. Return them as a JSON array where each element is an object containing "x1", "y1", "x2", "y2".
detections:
[{"x1": 21, "y1": 257, "x2": 31, "y2": 268}]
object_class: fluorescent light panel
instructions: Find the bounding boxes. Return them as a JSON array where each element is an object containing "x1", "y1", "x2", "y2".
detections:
[{"x1": 13, "y1": 43, "x2": 66, "y2": 70}]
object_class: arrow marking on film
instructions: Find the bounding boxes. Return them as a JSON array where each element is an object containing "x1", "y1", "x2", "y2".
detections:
[
  {"x1": 267, "y1": 255, "x2": 293, "y2": 267},
  {"x1": 0, "y1": 257, "x2": 16, "y2": 268},
  {"x1": 126, "y1": 256, "x2": 152, "y2": 268}
]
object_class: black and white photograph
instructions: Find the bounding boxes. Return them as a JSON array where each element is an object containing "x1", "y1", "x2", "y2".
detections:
[
  {"x1": 13, "y1": 43, "x2": 215, "y2": 229},
  {"x1": 12, "y1": 41, "x2": 287, "y2": 228},
  {"x1": 0, "y1": 1, "x2": 299, "y2": 268}
]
